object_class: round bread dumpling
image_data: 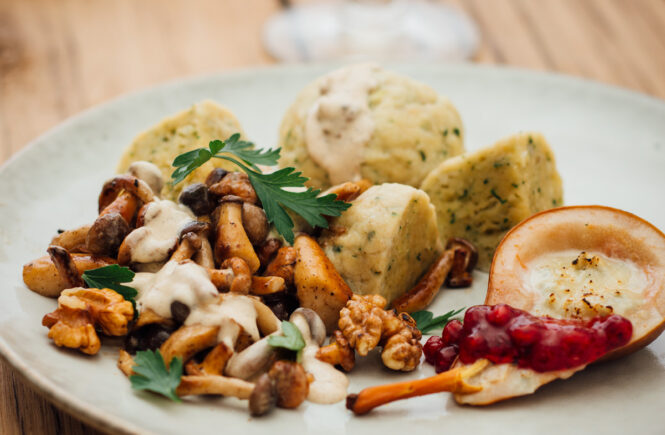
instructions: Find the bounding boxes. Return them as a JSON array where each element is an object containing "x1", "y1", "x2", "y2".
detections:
[
  {"x1": 117, "y1": 100, "x2": 246, "y2": 200},
  {"x1": 278, "y1": 64, "x2": 465, "y2": 190},
  {"x1": 318, "y1": 183, "x2": 442, "y2": 304}
]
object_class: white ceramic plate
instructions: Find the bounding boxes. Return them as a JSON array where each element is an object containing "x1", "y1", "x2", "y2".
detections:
[{"x1": 2, "y1": 64, "x2": 665, "y2": 435}]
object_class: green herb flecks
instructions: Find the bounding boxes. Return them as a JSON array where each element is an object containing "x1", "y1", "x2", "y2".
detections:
[
  {"x1": 171, "y1": 135, "x2": 350, "y2": 244},
  {"x1": 130, "y1": 350, "x2": 183, "y2": 402},
  {"x1": 411, "y1": 308, "x2": 465, "y2": 334},
  {"x1": 491, "y1": 189, "x2": 507, "y2": 204}
]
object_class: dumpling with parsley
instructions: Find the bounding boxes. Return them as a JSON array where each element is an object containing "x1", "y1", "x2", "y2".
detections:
[
  {"x1": 117, "y1": 100, "x2": 245, "y2": 200},
  {"x1": 278, "y1": 64, "x2": 465, "y2": 190}
]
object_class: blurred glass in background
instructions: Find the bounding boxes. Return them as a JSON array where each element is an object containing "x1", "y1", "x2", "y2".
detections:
[{"x1": 263, "y1": 0, "x2": 479, "y2": 62}]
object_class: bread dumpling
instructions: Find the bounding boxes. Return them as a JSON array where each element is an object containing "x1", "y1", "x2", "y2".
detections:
[
  {"x1": 117, "y1": 100, "x2": 245, "y2": 200},
  {"x1": 420, "y1": 132, "x2": 563, "y2": 270},
  {"x1": 319, "y1": 183, "x2": 442, "y2": 304},
  {"x1": 278, "y1": 64, "x2": 464, "y2": 190}
]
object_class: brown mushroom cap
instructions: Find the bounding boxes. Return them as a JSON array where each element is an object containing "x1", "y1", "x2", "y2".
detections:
[
  {"x1": 248, "y1": 373, "x2": 277, "y2": 416},
  {"x1": 268, "y1": 360, "x2": 309, "y2": 409},
  {"x1": 242, "y1": 203, "x2": 269, "y2": 246},
  {"x1": 86, "y1": 213, "x2": 131, "y2": 256},
  {"x1": 98, "y1": 174, "x2": 154, "y2": 213}
]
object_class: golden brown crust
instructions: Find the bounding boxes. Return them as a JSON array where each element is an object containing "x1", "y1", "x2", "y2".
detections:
[{"x1": 294, "y1": 234, "x2": 353, "y2": 333}]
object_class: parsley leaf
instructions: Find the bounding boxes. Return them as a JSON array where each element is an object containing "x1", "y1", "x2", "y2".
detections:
[
  {"x1": 170, "y1": 136, "x2": 351, "y2": 244},
  {"x1": 268, "y1": 320, "x2": 306, "y2": 352},
  {"x1": 213, "y1": 134, "x2": 280, "y2": 170},
  {"x1": 246, "y1": 168, "x2": 349, "y2": 244},
  {"x1": 81, "y1": 265, "x2": 138, "y2": 313},
  {"x1": 412, "y1": 308, "x2": 465, "y2": 334},
  {"x1": 130, "y1": 350, "x2": 183, "y2": 402}
]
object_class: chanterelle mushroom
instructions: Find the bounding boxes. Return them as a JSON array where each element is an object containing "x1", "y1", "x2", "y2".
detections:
[{"x1": 88, "y1": 174, "x2": 155, "y2": 256}]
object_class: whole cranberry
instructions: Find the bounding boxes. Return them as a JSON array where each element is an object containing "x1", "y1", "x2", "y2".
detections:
[
  {"x1": 423, "y1": 336, "x2": 445, "y2": 365},
  {"x1": 442, "y1": 319, "x2": 464, "y2": 346},
  {"x1": 464, "y1": 305, "x2": 491, "y2": 327},
  {"x1": 458, "y1": 334, "x2": 488, "y2": 364},
  {"x1": 508, "y1": 319, "x2": 542, "y2": 347},
  {"x1": 558, "y1": 328, "x2": 594, "y2": 367},
  {"x1": 487, "y1": 304, "x2": 515, "y2": 326},
  {"x1": 598, "y1": 315, "x2": 633, "y2": 349},
  {"x1": 435, "y1": 345, "x2": 459, "y2": 373}
]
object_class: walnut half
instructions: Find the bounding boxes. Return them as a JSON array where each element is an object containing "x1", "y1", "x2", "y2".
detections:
[
  {"x1": 42, "y1": 287, "x2": 134, "y2": 355},
  {"x1": 337, "y1": 294, "x2": 422, "y2": 371}
]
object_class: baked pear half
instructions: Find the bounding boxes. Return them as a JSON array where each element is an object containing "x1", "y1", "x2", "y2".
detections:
[
  {"x1": 487, "y1": 205, "x2": 665, "y2": 358},
  {"x1": 458, "y1": 206, "x2": 665, "y2": 405}
]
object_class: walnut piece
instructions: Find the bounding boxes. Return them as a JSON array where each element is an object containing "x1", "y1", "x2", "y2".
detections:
[
  {"x1": 381, "y1": 320, "x2": 422, "y2": 371},
  {"x1": 42, "y1": 287, "x2": 134, "y2": 355},
  {"x1": 337, "y1": 294, "x2": 423, "y2": 371},
  {"x1": 338, "y1": 295, "x2": 386, "y2": 356}
]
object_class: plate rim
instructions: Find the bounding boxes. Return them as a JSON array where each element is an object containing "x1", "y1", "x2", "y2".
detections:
[{"x1": 2, "y1": 61, "x2": 665, "y2": 434}]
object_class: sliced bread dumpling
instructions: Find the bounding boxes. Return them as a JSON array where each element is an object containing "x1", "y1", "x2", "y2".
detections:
[
  {"x1": 318, "y1": 183, "x2": 442, "y2": 304},
  {"x1": 420, "y1": 132, "x2": 563, "y2": 270}
]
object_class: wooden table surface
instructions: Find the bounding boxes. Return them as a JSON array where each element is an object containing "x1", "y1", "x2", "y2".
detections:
[{"x1": 1, "y1": 0, "x2": 663, "y2": 433}]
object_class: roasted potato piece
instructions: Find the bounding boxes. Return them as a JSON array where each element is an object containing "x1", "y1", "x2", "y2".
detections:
[
  {"x1": 294, "y1": 234, "x2": 353, "y2": 333},
  {"x1": 22, "y1": 254, "x2": 115, "y2": 298}
]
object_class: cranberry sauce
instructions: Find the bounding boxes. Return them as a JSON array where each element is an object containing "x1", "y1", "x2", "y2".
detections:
[{"x1": 423, "y1": 304, "x2": 632, "y2": 373}]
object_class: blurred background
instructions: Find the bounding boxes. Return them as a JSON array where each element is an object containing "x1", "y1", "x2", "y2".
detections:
[{"x1": 1, "y1": 0, "x2": 664, "y2": 433}]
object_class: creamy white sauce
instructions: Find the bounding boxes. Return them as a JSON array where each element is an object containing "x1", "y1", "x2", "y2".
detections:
[
  {"x1": 132, "y1": 260, "x2": 218, "y2": 318},
  {"x1": 292, "y1": 315, "x2": 349, "y2": 404},
  {"x1": 527, "y1": 250, "x2": 649, "y2": 319},
  {"x1": 124, "y1": 199, "x2": 195, "y2": 263},
  {"x1": 305, "y1": 63, "x2": 379, "y2": 184},
  {"x1": 128, "y1": 161, "x2": 164, "y2": 196},
  {"x1": 186, "y1": 294, "x2": 260, "y2": 343}
]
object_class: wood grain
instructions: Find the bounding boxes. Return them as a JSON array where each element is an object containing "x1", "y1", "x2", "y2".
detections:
[{"x1": 1, "y1": 0, "x2": 664, "y2": 433}]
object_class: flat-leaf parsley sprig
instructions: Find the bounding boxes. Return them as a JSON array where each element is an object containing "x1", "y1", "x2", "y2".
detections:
[
  {"x1": 171, "y1": 134, "x2": 351, "y2": 244},
  {"x1": 411, "y1": 308, "x2": 465, "y2": 334},
  {"x1": 130, "y1": 349, "x2": 183, "y2": 402}
]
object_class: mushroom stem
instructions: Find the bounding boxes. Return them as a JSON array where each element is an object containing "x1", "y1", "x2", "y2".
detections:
[
  {"x1": 391, "y1": 249, "x2": 455, "y2": 313},
  {"x1": 251, "y1": 276, "x2": 286, "y2": 295},
  {"x1": 101, "y1": 190, "x2": 140, "y2": 224},
  {"x1": 194, "y1": 238, "x2": 215, "y2": 269},
  {"x1": 215, "y1": 198, "x2": 261, "y2": 273},
  {"x1": 171, "y1": 235, "x2": 198, "y2": 262},
  {"x1": 221, "y1": 257, "x2": 252, "y2": 294},
  {"x1": 346, "y1": 359, "x2": 489, "y2": 415},
  {"x1": 176, "y1": 375, "x2": 254, "y2": 399},
  {"x1": 208, "y1": 268, "x2": 234, "y2": 290}
]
